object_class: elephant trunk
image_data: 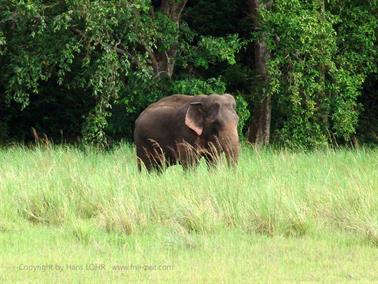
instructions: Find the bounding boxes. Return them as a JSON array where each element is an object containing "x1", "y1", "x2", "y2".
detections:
[{"x1": 219, "y1": 124, "x2": 239, "y2": 167}]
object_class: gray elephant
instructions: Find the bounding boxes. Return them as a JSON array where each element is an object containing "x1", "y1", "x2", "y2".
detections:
[{"x1": 134, "y1": 94, "x2": 239, "y2": 171}]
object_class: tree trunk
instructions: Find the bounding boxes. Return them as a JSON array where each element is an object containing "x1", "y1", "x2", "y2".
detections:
[
  {"x1": 247, "y1": 93, "x2": 271, "y2": 146},
  {"x1": 247, "y1": 0, "x2": 272, "y2": 147},
  {"x1": 317, "y1": 0, "x2": 330, "y2": 137},
  {"x1": 150, "y1": 0, "x2": 188, "y2": 80}
]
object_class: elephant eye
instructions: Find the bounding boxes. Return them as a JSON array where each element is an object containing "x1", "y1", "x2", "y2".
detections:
[
  {"x1": 227, "y1": 103, "x2": 236, "y2": 110},
  {"x1": 207, "y1": 103, "x2": 220, "y2": 115}
]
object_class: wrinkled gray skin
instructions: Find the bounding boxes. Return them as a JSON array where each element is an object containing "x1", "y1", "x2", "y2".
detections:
[{"x1": 134, "y1": 94, "x2": 239, "y2": 172}]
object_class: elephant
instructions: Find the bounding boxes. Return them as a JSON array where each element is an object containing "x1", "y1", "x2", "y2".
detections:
[{"x1": 134, "y1": 94, "x2": 240, "y2": 171}]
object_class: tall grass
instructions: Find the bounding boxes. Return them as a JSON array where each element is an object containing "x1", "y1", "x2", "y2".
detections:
[{"x1": 0, "y1": 144, "x2": 377, "y2": 245}]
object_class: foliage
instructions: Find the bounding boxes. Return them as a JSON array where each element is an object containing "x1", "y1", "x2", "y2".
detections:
[
  {"x1": 258, "y1": 0, "x2": 377, "y2": 148},
  {"x1": 0, "y1": 0, "x2": 376, "y2": 147},
  {"x1": 235, "y1": 93, "x2": 250, "y2": 136},
  {"x1": 193, "y1": 35, "x2": 243, "y2": 68},
  {"x1": 171, "y1": 77, "x2": 226, "y2": 95},
  {"x1": 0, "y1": 0, "x2": 156, "y2": 145}
]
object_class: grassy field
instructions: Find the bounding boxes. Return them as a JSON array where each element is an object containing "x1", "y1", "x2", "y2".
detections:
[{"x1": 0, "y1": 144, "x2": 377, "y2": 283}]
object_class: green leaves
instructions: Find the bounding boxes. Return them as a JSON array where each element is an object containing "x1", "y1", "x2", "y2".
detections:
[
  {"x1": 257, "y1": 0, "x2": 377, "y2": 148},
  {"x1": 0, "y1": 32, "x2": 6, "y2": 55},
  {"x1": 171, "y1": 77, "x2": 226, "y2": 95},
  {"x1": 58, "y1": 41, "x2": 82, "y2": 86},
  {"x1": 197, "y1": 35, "x2": 243, "y2": 66},
  {"x1": 235, "y1": 94, "x2": 250, "y2": 136},
  {"x1": 0, "y1": 0, "x2": 375, "y2": 147},
  {"x1": 6, "y1": 54, "x2": 48, "y2": 109},
  {"x1": 0, "y1": 0, "x2": 156, "y2": 145}
]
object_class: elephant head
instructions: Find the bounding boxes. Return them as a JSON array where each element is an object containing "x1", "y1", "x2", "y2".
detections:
[{"x1": 184, "y1": 94, "x2": 240, "y2": 165}]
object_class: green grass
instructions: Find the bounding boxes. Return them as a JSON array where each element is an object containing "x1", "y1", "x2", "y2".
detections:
[{"x1": 0, "y1": 144, "x2": 378, "y2": 283}]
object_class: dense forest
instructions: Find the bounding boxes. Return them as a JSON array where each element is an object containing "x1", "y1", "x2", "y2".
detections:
[{"x1": 0, "y1": 0, "x2": 376, "y2": 148}]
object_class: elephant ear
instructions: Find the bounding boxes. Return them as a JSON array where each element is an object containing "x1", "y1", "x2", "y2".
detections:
[{"x1": 185, "y1": 102, "x2": 204, "y2": 136}]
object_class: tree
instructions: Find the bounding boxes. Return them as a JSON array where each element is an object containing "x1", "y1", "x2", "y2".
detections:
[
  {"x1": 247, "y1": 0, "x2": 272, "y2": 147},
  {"x1": 249, "y1": 0, "x2": 377, "y2": 148},
  {"x1": 0, "y1": 0, "x2": 243, "y2": 145},
  {"x1": 0, "y1": 1, "x2": 156, "y2": 145},
  {"x1": 0, "y1": 0, "x2": 376, "y2": 147},
  {"x1": 150, "y1": 0, "x2": 188, "y2": 79}
]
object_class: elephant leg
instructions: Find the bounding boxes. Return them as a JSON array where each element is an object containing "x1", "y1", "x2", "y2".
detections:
[
  {"x1": 136, "y1": 146, "x2": 164, "y2": 173},
  {"x1": 203, "y1": 152, "x2": 219, "y2": 169},
  {"x1": 136, "y1": 146, "x2": 148, "y2": 172},
  {"x1": 181, "y1": 158, "x2": 200, "y2": 171},
  {"x1": 176, "y1": 142, "x2": 200, "y2": 170},
  {"x1": 143, "y1": 158, "x2": 165, "y2": 173},
  {"x1": 201, "y1": 140, "x2": 222, "y2": 168},
  {"x1": 180, "y1": 151, "x2": 200, "y2": 170}
]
